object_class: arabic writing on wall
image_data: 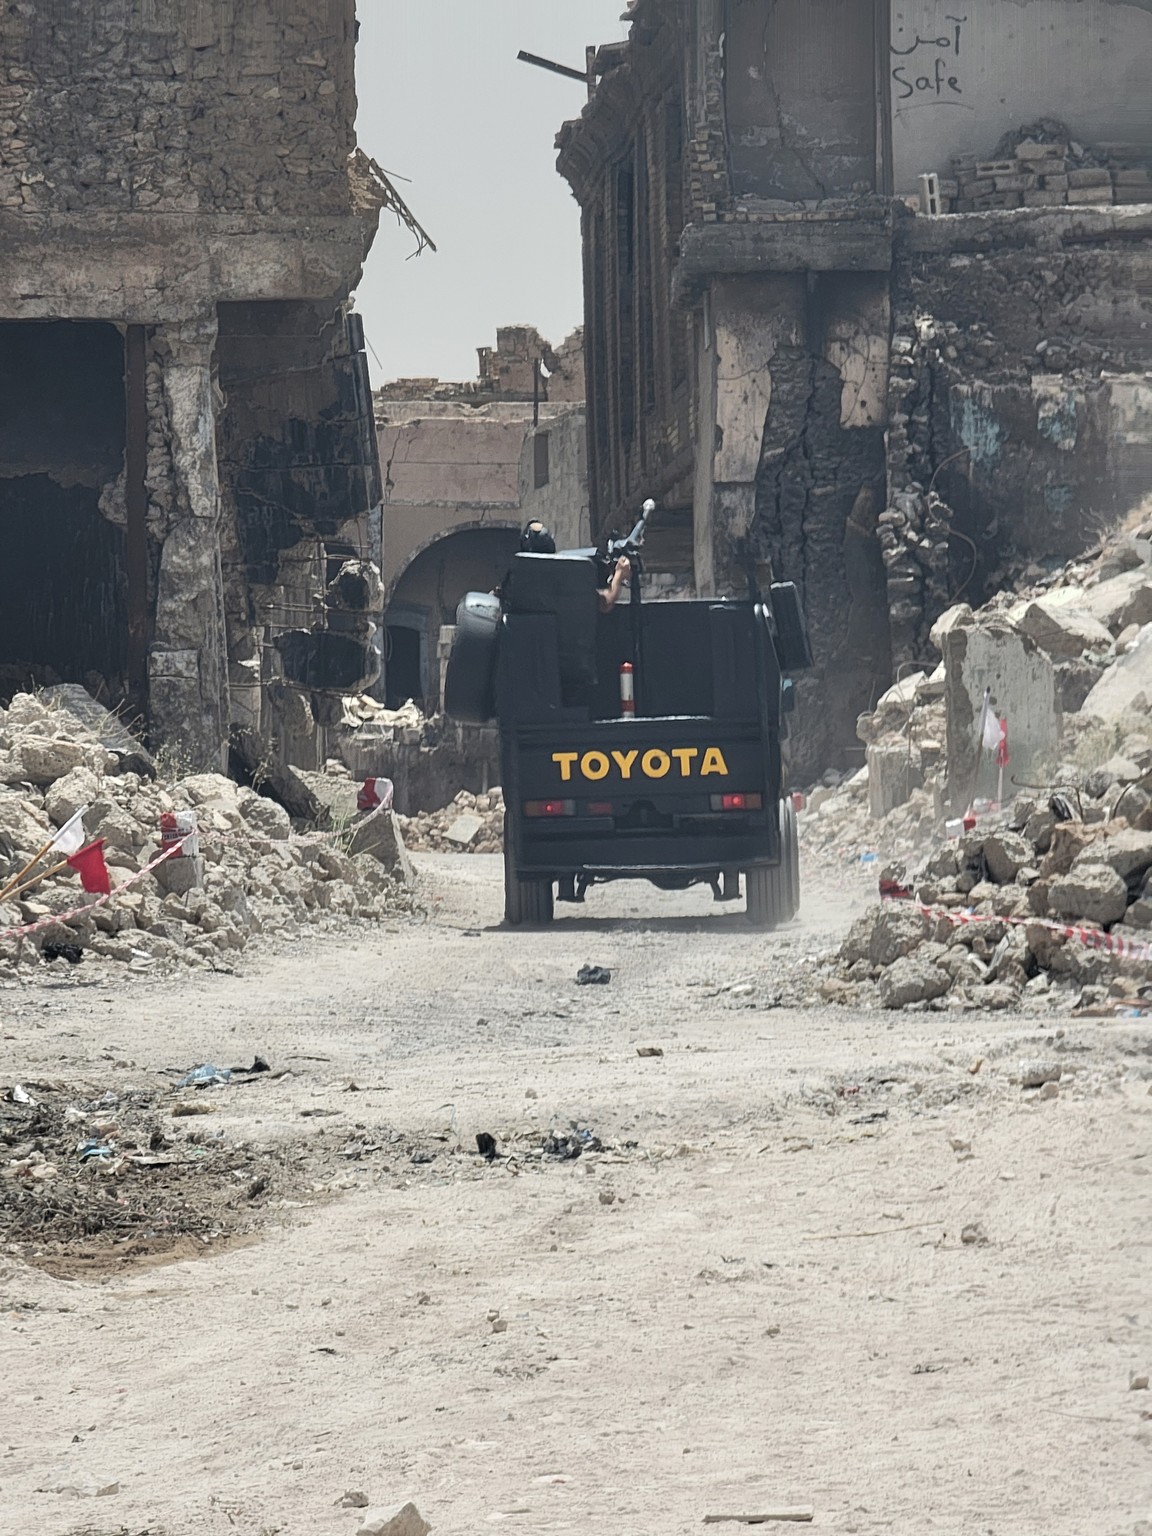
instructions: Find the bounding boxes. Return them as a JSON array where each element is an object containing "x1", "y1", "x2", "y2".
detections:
[{"x1": 891, "y1": 13, "x2": 970, "y2": 108}]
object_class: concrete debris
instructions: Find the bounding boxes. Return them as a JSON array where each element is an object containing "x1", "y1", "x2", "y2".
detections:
[
  {"x1": 801, "y1": 519, "x2": 1152, "y2": 870},
  {"x1": 802, "y1": 518, "x2": 1152, "y2": 1013},
  {"x1": 356, "y1": 1502, "x2": 432, "y2": 1536},
  {"x1": 398, "y1": 789, "x2": 504, "y2": 855},
  {"x1": 0, "y1": 689, "x2": 416, "y2": 981}
]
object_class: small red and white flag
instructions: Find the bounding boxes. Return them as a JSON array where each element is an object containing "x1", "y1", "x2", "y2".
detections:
[
  {"x1": 977, "y1": 689, "x2": 1006, "y2": 755},
  {"x1": 49, "y1": 807, "x2": 89, "y2": 857},
  {"x1": 995, "y1": 716, "x2": 1010, "y2": 770},
  {"x1": 66, "y1": 839, "x2": 111, "y2": 896}
]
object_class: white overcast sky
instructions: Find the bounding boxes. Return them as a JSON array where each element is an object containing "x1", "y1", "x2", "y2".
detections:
[{"x1": 353, "y1": 1, "x2": 630, "y2": 383}]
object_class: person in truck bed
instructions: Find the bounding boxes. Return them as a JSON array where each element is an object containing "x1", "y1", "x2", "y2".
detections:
[{"x1": 496, "y1": 521, "x2": 630, "y2": 613}]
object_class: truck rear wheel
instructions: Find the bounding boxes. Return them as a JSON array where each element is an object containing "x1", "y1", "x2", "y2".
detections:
[
  {"x1": 744, "y1": 865, "x2": 777, "y2": 929},
  {"x1": 503, "y1": 820, "x2": 554, "y2": 927},
  {"x1": 781, "y1": 796, "x2": 801, "y2": 921},
  {"x1": 745, "y1": 799, "x2": 800, "y2": 928}
]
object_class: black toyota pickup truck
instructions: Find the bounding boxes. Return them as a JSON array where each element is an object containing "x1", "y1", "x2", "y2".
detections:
[{"x1": 443, "y1": 513, "x2": 812, "y2": 927}]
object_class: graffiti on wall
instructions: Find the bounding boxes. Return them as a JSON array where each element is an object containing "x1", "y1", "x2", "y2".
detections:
[{"x1": 891, "y1": 12, "x2": 971, "y2": 109}]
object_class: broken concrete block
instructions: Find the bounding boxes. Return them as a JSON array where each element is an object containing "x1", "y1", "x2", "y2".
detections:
[
  {"x1": 866, "y1": 742, "x2": 922, "y2": 820},
  {"x1": 44, "y1": 767, "x2": 102, "y2": 828},
  {"x1": 347, "y1": 806, "x2": 413, "y2": 881},
  {"x1": 237, "y1": 793, "x2": 291, "y2": 840},
  {"x1": 153, "y1": 855, "x2": 205, "y2": 896},
  {"x1": 983, "y1": 832, "x2": 1032, "y2": 885},
  {"x1": 929, "y1": 603, "x2": 974, "y2": 652},
  {"x1": 841, "y1": 903, "x2": 929, "y2": 968},
  {"x1": 879, "y1": 954, "x2": 950, "y2": 1009},
  {"x1": 18, "y1": 738, "x2": 95, "y2": 786},
  {"x1": 1081, "y1": 571, "x2": 1152, "y2": 635},
  {"x1": 39, "y1": 684, "x2": 155, "y2": 778},
  {"x1": 1016, "y1": 599, "x2": 1114, "y2": 659},
  {"x1": 356, "y1": 1504, "x2": 432, "y2": 1536},
  {"x1": 1048, "y1": 864, "x2": 1129, "y2": 926},
  {"x1": 1072, "y1": 829, "x2": 1152, "y2": 883},
  {"x1": 1081, "y1": 626, "x2": 1152, "y2": 720},
  {"x1": 941, "y1": 621, "x2": 1059, "y2": 810},
  {"x1": 444, "y1": 813, "x2": 485, "y2": 847},
  {"x1": 1054, "y1": 657, "x2": 1106, "y2": 713}
]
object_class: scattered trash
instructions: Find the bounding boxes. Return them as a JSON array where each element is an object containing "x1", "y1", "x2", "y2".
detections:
[
  {"x1": 542, "y1": 1125, "x2": 604, "y2": 1160},
  {"x1": 7, "y1": 1083, "x2": 35, "y2": 1105},
  {"x1": 176, "y1": 1064, "x2": 232, "y2": 1090},
  {"x1": 576, "y1": 964, "x2": 612, "y2": 985},
  {"x1": 476, "y1": 1131, "x2": 498, "y2": 1160},
  {"x1": 77, "y1": 1139, "x2": 116, "y2": 1163},
  {"x1": 636, "y1": 1045, "x2": 664, "y2": 1058},
  {"x1": 230, "y1": 1055, "x2": 271, "y2": 1075},
  {"x1": 41, "y1": 942, "x2": 84, "y2": 965}
]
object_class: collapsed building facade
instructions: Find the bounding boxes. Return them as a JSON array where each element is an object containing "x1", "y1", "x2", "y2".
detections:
[
  {"x1": 0, "y1": 1, "x2": 408, "y2": 772},
  {"x1": 375, "y1": 326, "x2": 588, "y2": 709},
  {"x1": 557, "y1": 0, "x2": 1152, "y2": 775}
]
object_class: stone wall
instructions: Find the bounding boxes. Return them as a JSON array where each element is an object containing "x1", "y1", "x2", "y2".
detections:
[{"x1": 0, "y1": 0, "x2": 357, "y2": 216}]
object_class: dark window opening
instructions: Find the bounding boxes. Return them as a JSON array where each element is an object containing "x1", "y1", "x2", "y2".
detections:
[
  {"x1": 0, "y1": 320, "x2": 128, "y2": 704},
  {"x1": 384, "y1": 625, "x2": 424, "y2": 710},
  {"x1": 533, "y1": 431, "x2": 551, "y2": 489}
]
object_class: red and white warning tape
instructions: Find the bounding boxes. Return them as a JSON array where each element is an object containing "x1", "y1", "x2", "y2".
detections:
[
  {"x1": 0, "y1": 839, "x2": 190, "y2": 942},
  {"x1": 882, "y1": 890, "x2": 1152, "y2": 965}
]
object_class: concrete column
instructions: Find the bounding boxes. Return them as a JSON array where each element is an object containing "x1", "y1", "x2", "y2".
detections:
[{"x1": 149, "y1": 317, "x2": 229, "y2": 769}]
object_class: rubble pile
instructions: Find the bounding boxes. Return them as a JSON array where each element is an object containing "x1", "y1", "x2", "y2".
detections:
[
  {"x1": 0, "y1": 690, "x2": 415, "y2": 980},
  {"x1": 802, "y1": 510, "x2": 1152, "y2": 865},
  {"x1": 398, "y1": 789, "x2": 505, "y2": 854},
  {"x1": 823, "y1": 805, "x2": 1152, "y2": 1014},
  {"x1": 805, "y1": 511, "x2": 1152, "y2": 1011}
]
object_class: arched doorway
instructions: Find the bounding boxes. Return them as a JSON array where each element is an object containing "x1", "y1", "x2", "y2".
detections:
[{"x1": 384, "y1": 525, "x2": 521, "y2": 710}]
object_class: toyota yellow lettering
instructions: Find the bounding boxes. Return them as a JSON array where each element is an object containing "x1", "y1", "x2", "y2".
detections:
[{"x1": 552, "y1": 746, "x2": 729, "y2": 782}]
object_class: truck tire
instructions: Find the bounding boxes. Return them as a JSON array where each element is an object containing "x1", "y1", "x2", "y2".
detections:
[
  {"x1": 781, "y1": 797, "x2": 801, "y2": 921},
  {"x1": 745, "y1": 864, "x2": 782, "y2": 929},
  {"x1": 503, "y1": 819, "x2": 554, "y2": 927},
  {"x1": 444, "y1": 592, "x2": 501, "y2": 725},
  {"x1": 745, "y1": 799, "x2": 799, "y2": 928}
]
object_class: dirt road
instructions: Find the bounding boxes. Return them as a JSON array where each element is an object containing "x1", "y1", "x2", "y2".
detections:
[{"x1": 2, "y1": 856, "x2": 1150, "y2": 1536}]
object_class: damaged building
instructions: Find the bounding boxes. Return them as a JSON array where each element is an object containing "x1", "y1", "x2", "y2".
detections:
[
  {"x1": 557, "y1": 0, "x2": 1152, "y2": 775},
  {"x1": 0, "y1": 1, "x2": 417, "y2": 772},
  {"x1": 375, "y1": 326, "x2": 588, "y2": 710}
]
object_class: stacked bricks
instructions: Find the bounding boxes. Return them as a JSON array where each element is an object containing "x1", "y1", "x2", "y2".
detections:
[{"x1": 950, "y1": 139, "x2": 1148, "y2": 214}]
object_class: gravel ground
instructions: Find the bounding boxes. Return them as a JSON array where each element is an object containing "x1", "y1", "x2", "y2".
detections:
[{"x1": 1, "y1": 854, "x2": 1149, "y2": 1536}]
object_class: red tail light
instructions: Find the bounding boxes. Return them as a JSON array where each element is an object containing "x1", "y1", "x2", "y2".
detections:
[
  {"x1": 587, "y1": 801, "x2": 614, "y2": 817},
  {"x1": 710, "y1": 792, "x2": 763, "y2": 812},
  {"x1": 523, "y1": 799, "x2": 576, "y2": 818}
]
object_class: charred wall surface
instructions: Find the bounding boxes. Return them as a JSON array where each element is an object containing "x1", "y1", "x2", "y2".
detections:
[{"x1": 0, "y1": 1, "x2": 384, "y2": 769}]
